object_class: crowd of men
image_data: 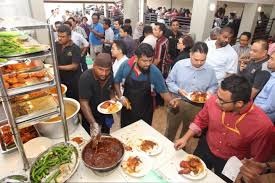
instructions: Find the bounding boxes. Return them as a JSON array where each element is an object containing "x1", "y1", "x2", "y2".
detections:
[{"x1": 53, "y1": 12, "x2": 275, "y2": 182}]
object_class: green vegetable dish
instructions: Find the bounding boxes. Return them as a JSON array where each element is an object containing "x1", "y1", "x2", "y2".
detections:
[
  {"x1": 0, "y1": 31, "x2": 49, "y2": 57},
  {"x1": 30, "y1": 144, "x2": 78, "y2": 183}
]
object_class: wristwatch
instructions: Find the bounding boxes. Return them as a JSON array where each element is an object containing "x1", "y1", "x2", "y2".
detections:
[{"x1": 262, "y1": 162, "x2": 272, "y2": 174}]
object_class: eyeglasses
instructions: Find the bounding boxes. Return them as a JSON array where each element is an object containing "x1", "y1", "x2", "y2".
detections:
[
  {"x1": 216, "y1": 94, "x2": 236, "y2": 105},
  {"x1": 177, "y1": 42, "x2": 184, "y2": 45}
]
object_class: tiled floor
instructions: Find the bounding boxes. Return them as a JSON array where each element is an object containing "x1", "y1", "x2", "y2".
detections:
[{"x1": 111, "y1": 106, "x2": 198, "y2": 154}]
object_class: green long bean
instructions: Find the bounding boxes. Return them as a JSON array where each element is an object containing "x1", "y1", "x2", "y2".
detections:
[{"x1": 30, "y1": 145, "x2": 74, "y2": 183}]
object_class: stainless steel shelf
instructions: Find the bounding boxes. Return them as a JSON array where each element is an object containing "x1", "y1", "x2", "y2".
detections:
[
  {"x1": 0, "y1": 50, "x2": 51, "y2": 62},
  {"x1": 16, "y1": 107, "x2": 60, "y2": 126},
  {"x1": 7, "y1": 80, "x2": 55, "y2": 96}
]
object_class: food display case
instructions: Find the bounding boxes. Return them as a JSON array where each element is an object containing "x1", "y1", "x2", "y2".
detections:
[{"x1": 0, "y1": 16, "x2": 69, "y2": 170}]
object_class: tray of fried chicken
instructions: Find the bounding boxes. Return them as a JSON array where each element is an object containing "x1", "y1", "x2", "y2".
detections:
[
  {"x1": 2, "y1": 68, "x2": 53, "y2": 91},
  {"x1": 0, "y1": 59, "x2": 43, "y2": 74},
  {"x1": 0, "y1": 121, "x2": 39, "y2": 153}
]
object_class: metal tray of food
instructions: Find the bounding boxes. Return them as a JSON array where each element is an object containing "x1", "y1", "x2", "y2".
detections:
[
  {"x1": 29, "y1": 142, "x2": 80, "y2": 183},
  {"x1": 0, "y1": 59, "x2": 44, "y2": 74},
  {"x1": 11, "y1": 94, "x2": 59, "y2": 124},
  {"x1": 2, "y1": 69, "x2": 55, "y2": 96},
  {"x1": 0, "y1": 31, "x2": 50, "y2": 58},
  {"x1": 0, "y1": 120, "x2": 40, "y2": 154}
]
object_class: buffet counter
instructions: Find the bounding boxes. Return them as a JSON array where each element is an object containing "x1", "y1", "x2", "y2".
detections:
[{"x1": 0, "y1": 120, "x2": 225, "y2": 182}]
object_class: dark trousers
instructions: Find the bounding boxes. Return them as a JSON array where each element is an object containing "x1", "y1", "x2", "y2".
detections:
[
  {"x1": 80, "y1": 55, "x2": 88, "y2": 72},
  {"x1": 194, "y1": 135, "x2": 232, "y2": 183}
]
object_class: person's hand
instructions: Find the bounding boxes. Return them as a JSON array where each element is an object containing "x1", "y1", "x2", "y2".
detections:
[
  {"x1": 238, "y1": 158, "x2": 266, "y2": 183},
  {"x1": 168, "y1": 98, "x2": 179, "y2": 108},
  {"x1": 178, "y1": 89, "x2": 188, "y2": 97},
  {"x1": 90, "y1": 122, "x2": 100, "y2": 137},
  {"x1": 174, "y1": 137, "x2": 188, "y2": 150},
  {"x1": 101, "y1": 39, "x2": 105, "y2": 43},
  {"x1": 119, "y1": 96, "x2": 131, "y2": 110},
  {"x1": 239, "y1": 61, "x2": 247, "y2": 72}
]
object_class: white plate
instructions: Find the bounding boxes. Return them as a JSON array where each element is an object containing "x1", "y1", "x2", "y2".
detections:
[
  {"x1": 176, "y1": 154, "x2": 207, "y2": 180},
  {"x1": 97, "y1": 100, "x2": 122, "y2": 114},
  {"x1": 121, "y1": 152, "x2": 152, "y2": 177},
  {"x1": 134, "y1": 137, "x2": 162, "y2": 156},
  {"x1": 185, "y1": 92, "x2": 209, "y2": 104}
]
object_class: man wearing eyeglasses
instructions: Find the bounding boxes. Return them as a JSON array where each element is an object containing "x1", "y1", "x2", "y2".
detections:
[
  {"x1": 114, "y1": 43, "x2": 178, "y2": 127},
  {"x1": 174, "y1": 74, "x2": 273, "y2": 182}
]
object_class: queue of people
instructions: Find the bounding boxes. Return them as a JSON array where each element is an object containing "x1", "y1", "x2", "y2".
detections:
[{"x1": 53, "y1": 13, "x2": 275, "y2": 182}]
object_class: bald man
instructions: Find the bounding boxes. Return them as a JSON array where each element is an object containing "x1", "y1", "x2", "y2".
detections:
[
  {"x1": 79, "y1": 53, "x2": 115, "y2": 135},
  {"x1": 240, "y1": 39, "x2": 271, "y2": 98}
]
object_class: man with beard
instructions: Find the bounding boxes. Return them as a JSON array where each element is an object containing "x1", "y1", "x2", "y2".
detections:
[
  {"x1": 175, "y1": 74, "x2": 273, "y2": 182},
  {"x1": 79, "y1": 53, "x2": 114, "y2": 135},
  {"x1": 205, "y1": 26, "x2": 238, "y2": 83},
  {"x1": 56, "y1": 25, "x2": 81, "y2": 101},
  {"x1": 114, "y1": 43, "x2": 178, "y2": 127}
]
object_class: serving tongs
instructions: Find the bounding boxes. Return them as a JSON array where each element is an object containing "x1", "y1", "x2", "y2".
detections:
[{"x1": 92, "y1": 134, "x2": 101, "y2": 153}]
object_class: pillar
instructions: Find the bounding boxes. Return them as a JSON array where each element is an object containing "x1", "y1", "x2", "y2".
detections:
[
  {"x1": 103, "y1": 3, "x2": 107, "y2": 18},
  {"x1": 29, "y1": 0, "x2": 50, "y2": 45},
  {"x1": 269, "y1": 5, "x2": 275, "y2": 37},
  {"x1": 124, "y1": 0, "x2": 139, "y2": 25},
  {"x1": 189, "y1": 0, "x2": 217, "y2": 41},
  {"x1": 237, "y1": 3, "x2": 259, "y2": 38}
]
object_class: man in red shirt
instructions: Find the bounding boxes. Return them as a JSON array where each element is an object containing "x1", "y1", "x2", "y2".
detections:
[
  {"x1": 175, "y1": 74, "x2": 273, "y2": 182},
  {"x1": 153, "y1": 22, "x2": 170, "y2": 78}
]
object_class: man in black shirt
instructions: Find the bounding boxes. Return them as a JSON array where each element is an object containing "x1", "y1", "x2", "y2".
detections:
[
  {"x1": 79, "y1": 53, "x2": 114, "y2": 135},
  {"x1": 165, "y1": 19, "x2": 183, "y2": 64},
  {"x1": 240, "y1": 39, "x2": 271, "y2": 98},
  {"x1": 56, "y1": 25, "x2": 82, "y2": 101}
]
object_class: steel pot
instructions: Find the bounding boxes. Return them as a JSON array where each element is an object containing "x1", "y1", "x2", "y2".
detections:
[
  {"x1": 81, "y1": 135, "x2": 125, "y2": 176},
  {"x1": 35, "y1": 98, "x2": 80, "y2": 139}
]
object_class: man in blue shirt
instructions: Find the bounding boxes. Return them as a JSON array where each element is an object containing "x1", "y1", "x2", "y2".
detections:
[
  {"x1": 165, "y1": 42, "x2": 218, "y2": 141},
  {"x1": 254, "y1": 51, "x2": 275, "y2": 123},
  {"x1": 114, "y1": 43, "x2": 178, "y2": 127},
  {"x1": 89, "y1": 13, "x2": 104, "y2": 61}
]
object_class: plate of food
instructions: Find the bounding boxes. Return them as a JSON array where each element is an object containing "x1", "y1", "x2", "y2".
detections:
[
  {"x1": 97, "y1": 100, "x2": 122, "y2": 114},
  {"x1": 134, "y1": 137, "x2": 162, "y2": 156},
  {"x1": 177, "y1": 154, "x2": 207, "y2": 180},
  {"x1": 29, "y1": 142, "x2": 80, "y2": 183},
  {"x1": 121, "y1": 152, "x2": 152, "y2": 177},
  {"x1": 186, "y1": 91, "x2": 209, "y2": 103}
]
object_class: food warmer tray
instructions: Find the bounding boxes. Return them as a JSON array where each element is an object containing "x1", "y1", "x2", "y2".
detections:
[
  {"x1": 0, "y1": 59, "x2": 44, "y2": 74},
  {"x1": 11, "y1": 95, "x2": 60, "y2": 125},
  {"x1": 0, "y1": 120, "x2": 40, "y2": 154},
  {"x1": 0, "y1": 50, "x2": 51, "y2": 63},
  {"x1": 5, "y1": 69, "x2": 56, "y2": 96},
  {"x1": 0, "y1": 31, "x2": 51, "y2": 59}
]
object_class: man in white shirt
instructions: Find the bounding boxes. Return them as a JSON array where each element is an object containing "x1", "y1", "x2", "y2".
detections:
[
  {"x1": 205, "y1": 27, "x2": 238, "y2": 83},
  {"x1": 102, "y1": 18, "x2": 114, "y2": 54},
  {"x1": 111, "y1": 40, "x2": 128, "y2": 77},
  {"x1": 142, "y1": 25, "x2": 157, "y2": 49},
  {"x1": 64, "y1": 21, "x2": 89, "y2": 71},
  {"x1": 68, "y1": 17, "x2": 88, "y2": 39}
]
